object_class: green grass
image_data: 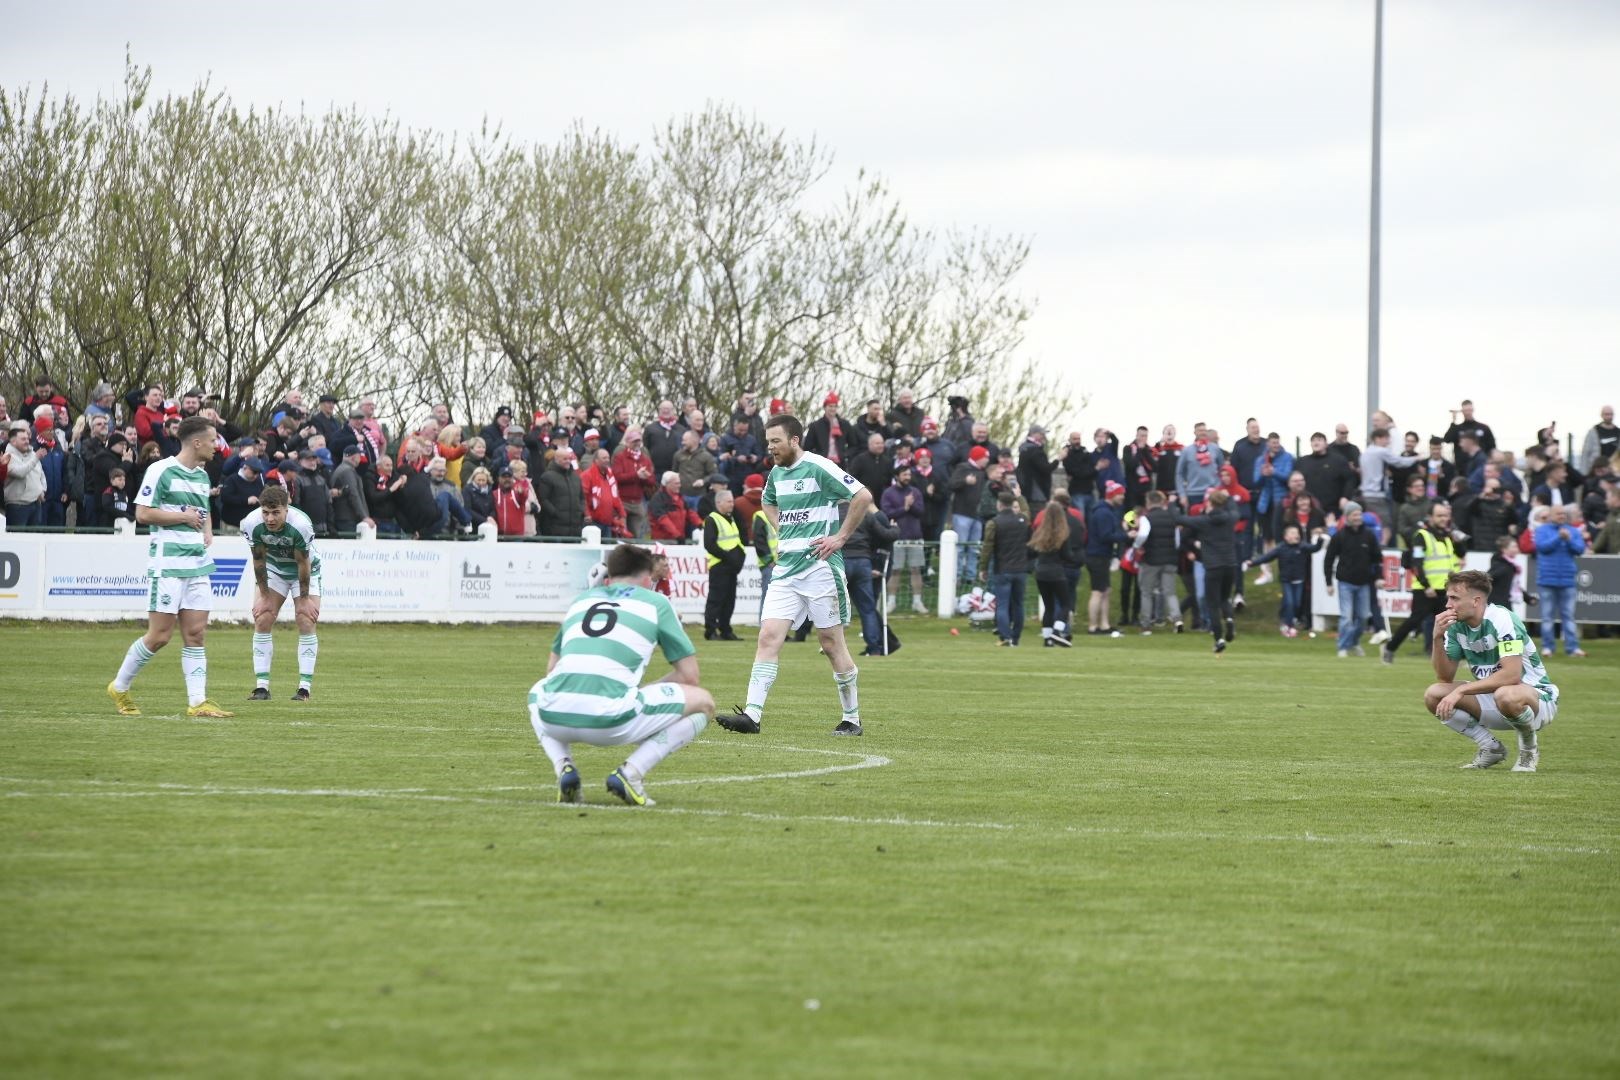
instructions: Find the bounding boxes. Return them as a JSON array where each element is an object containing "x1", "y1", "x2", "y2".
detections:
[{"x1": 2, "y1": 615, "x2": 1617, "y2": 1078}]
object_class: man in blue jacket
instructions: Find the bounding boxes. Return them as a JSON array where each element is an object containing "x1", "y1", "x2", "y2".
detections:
[
  {"x1": 1534, "y1": 506, "x2": 1587, "y2": 658},
  {"x1": 1085, "y1": 481, "x2": 1129, "y2": 636}
]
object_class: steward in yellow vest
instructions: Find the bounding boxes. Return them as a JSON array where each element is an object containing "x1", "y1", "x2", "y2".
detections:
[
  {"x1": 704, "y1": 490, "x2": 745, "y2": 641},
  {"x1": 1384, "y1": 503, "x2": 1460, "y2": 661}
]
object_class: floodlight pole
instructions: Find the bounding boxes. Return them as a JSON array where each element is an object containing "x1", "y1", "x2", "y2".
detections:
[{"x1": 1367, "y1": 0, "x2": 1384, "y2": 432}]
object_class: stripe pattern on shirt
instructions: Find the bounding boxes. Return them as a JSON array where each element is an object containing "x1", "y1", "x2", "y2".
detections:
[
  {"x1": 241, "y1": 506, "x2": 322, "y2": 577},
  {"x1": 135, "y1": 457, "x2": 215, "y2": 579},
  {"x1": 1444, "y1": 604, "x2": 1559, "y2": 703},
  {"x1": 763, "y1": 451, "x2": 867, "y2": 581},
  {"x1": 533, "y1": 583, "x2": 695, "y2": 728}
]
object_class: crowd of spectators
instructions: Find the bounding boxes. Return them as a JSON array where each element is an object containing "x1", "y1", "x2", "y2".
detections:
[{"x1": 4, "y1": 378, "x2": 1617, "y2": 645}]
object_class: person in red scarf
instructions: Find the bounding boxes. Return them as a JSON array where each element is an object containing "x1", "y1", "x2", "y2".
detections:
[
  {"x1": 1122, "y1": 425, "x2": 1157, "y2": 508},
  {"x1": 1153, "y1": 423, "x2": 1184, "y2": 499},
  {"x1": 491, "y1": 466, "x2": 528, "y2": 536},
  {"x1": 803, "y1": 393, "x2": 854, "y2": 464},
  {"x1": 581, "y1": 447, "x2": 627, "y2": 537}
]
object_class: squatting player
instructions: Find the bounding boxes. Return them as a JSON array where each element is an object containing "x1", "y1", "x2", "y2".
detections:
[
  {"x1": 717, "y1": 413, "x2": 874, "y2": 737},
  {"x1": 1424, "y1": 569, "x2": 1558, "y2": 772},
  {"x1": 528, "y1": 543, "x2": 716, "y2": 807},
  {"x1": 106, "y1": 416, "x2": 234, "y2": 718},
  {"x1": 241, "y1": 485, "x2": 323, "y2": 701}
]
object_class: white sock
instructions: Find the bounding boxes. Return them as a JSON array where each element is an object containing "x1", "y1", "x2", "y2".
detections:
[
  {"x1": 745, "y1": 661, "x2": 778, "y2": 721},
  {"x1": 624, "y1": 712, "x2": 708, "y2": 780},
  {"x1": 181, "y1": 646, "x2": 208, "y2": 707},
  {"x1": 540, "y1": 735, "x2": 573, "y2": 777},
  {"x1": 1508, "y1": 707, "x2": 1538, "y2": 749},
  {"x1": 834, "y1": 667, "x2": 859, "y2": 722},
  {"x1": 114, "y1": 639, "x2": 155, "y2": 691},
  {"x1": 252, "y1": 633, "x2": 273, "y2": 688},
  {"x1": 1442, "y1": 713, "x2": 1498, "y2": 748},
  {"x1": 297, "y1": 634, "x2": 318, "y2": 688}
]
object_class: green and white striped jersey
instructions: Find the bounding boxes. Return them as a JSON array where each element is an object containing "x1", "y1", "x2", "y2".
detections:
[
  {"x1": 241, "y1": 506, "x2": 322, "y2": 577},
  {"x1": 1444, "y1": 603, "x2": 1558, "y2": 704},
  {"x1": 762, "y1": 451, "x2": 867, "y2": 582},
  {"x1": 535, "y1": 583, "x2": 695, "y2": 728},
  {"x1": 135, "y1": 457, "x2": 215, "y2": 579}
]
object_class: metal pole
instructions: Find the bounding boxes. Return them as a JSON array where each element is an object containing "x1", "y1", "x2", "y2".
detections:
[{"x1": 1367, "y1": 0, "x2": 1384, "y2": 433}]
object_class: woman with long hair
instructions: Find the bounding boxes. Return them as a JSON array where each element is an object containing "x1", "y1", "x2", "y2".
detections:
[{"x1": 1030, "y1": 495, "x2": 1080, "y2": 646}]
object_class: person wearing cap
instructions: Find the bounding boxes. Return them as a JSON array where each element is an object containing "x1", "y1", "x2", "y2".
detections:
[
  {"x1": 330, "y1": 444, "x2": 371, "y2": 536},
  {"x1": 30, "y1": 413, "x2": 69, "y2": 527},
  {"x1": 1323, "y1": 501, "x2": 1385, "y2": 657},
  {"x1": 289, "y1": 447, "x2": 334, "y2": 536},
  {"x1": 949, "y1": 445, "x2": 992, "y2": 581},
  {"x1": 803, "y1": 393, "x2": 855, "y2": 465},
  {"x1": 696, "y1": 472, "x2": 733, "y2": 521},
  {"x1": 767, "y1": 398, "x2": 789, "y2": 418},
  {"x1": 1016, "y1": 425, "x2": 1055, "y2": 519},
  {"x1": 479, "y1": 405, "x2": 516, "y2": 453},
  {"x1": 915, "y1": 417, "x2": 955, "y2": 475},
  {"x1": 88, "y1": 432, "x2": 135, "y2": 524},
  {"x1": 735, "y1": 470, "x2": 766, "y2": 544},
  {"x1": 1083, "y1": 481, "x2": 1130, "y2": 637},
  {"x1": 611, "y1": 427, "x2": 656, "y2": 539}
]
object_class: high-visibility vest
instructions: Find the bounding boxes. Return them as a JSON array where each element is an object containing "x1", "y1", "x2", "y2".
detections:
[
  {"x1": 707, "y1": 511, "x2": 742, "y2": 569},
  {"x1": 1413, "y1": 526, "x2": 1461, "y2": 587},
  {"x1": 753, "y1": 510, "x2": 778, "y2": 567}
]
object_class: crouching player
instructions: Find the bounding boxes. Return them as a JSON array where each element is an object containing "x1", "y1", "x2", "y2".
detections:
[
  {"x1": 242, "y1": 485, "x2": 323, "y2": 701},
  {"x1": 529, "y1": 543, "x2": 716, "y2": 806},
  {"x1": 1424, "y1": 569, "x2": 1558, "y2": 772}
]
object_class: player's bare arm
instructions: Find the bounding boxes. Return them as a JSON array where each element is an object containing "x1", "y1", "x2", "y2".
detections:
[
  {"x1": 1436, "y1": 656, "x2": 1524, "y2": 720},
  {"x1": 656, "y1": 655, "x2": 702, "y2": 686}
]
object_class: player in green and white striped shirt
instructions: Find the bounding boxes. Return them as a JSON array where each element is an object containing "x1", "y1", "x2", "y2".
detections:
[
  {"x1": 1425, "y1": 568, "x2": 1559, "y2": 772},
  {"x1": 529, "y1": 543, "x2": 716, "y2": 806},
  {"x1": 716, "y1": 413, "x2": 875, "y2": 738},
  {"x1": 107, "y1": 416, "x2": 235, "y2": 719},
  {"x1": 241, "y1": 485, "x2": 323, "y2": 701}
]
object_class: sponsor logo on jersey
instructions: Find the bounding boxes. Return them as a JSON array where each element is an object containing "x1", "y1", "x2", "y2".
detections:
[{"x1": 779, "y1": 509, "x2": 814, "y2": 525}]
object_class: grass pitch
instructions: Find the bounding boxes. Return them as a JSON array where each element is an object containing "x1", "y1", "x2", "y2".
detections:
[{"x1": 2, "y1": 616, "x2": 1617, "y2": 1078}]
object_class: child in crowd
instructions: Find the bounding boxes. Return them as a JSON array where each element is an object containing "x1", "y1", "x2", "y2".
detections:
[
  {"x1": 1244, "y1": 522, "x2": 1324, "y2": 637},
  {"x1": 99, "y1": 467, "x2": 135, "y2": 523}
]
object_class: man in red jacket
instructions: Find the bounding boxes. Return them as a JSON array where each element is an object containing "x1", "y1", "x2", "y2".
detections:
[
  {"x1": 133, "y1": 384, "x2": 171, "y2": 445},
  {"x1": 612, "y1": 427, "x2": 657, "y2": 539},
  {"x1": 581, "y1": 448, "x2": 627, "y2": 537},
  {"x1": 649, "y1": 471, "x2": 701, "y2": 541}
]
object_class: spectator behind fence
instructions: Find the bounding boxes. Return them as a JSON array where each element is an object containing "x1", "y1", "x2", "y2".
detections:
[
  {"x1": 1444, "y1": 399, "x2": 1496, "y2": 457},
  {"x1": 4, "y1": 421, "x2": 46, "y2": 527},
  {"x1": 1016, "y1": 424, "x2": 1054, "y2": 518},
  {"x1": 804, "y1": 393, "x2": 855, "y2": 465},
  {"x1": 611, "y1": 427, "x2": 656, "y2": 539},
  {"x1": 1358, "y1": 428, "x2": 1419, "y2": 543},
  {"x1": 536, "y1": 447, "x2": 584, "y2": 538},
  {"x1": 643, "y1": 400, "x2": 684, "y2": 476},
  {"x1": 220, "y1": 456, "x2": 267, "y2": 527},
  {"x1": 853, "y1": 398, "x2": 887, "y2": 446},
  {"x1": 674, "y1": 429, "x2": 715, "y2": 508},
  {"x1": 581, "y1": 448, "x2": 627, "y2": 537},
  {"x1": 649, "y1": 471, "x2": 700, "y2": 541},
  {"x1": 734, "y1": 473, "x2": 765, "y2": 543},
  {"x1": 1578, "y1": 404, "x2": 1618, "y2": 473},
  {"x1": 460, "y1": 466, "x2": 494, "y2": 528},
  {"x1": 719, "y1": 415, "x2": 764, "y2": 494},
  {"x1": 849, "y1": 431, "x2": 893, "y2": 498},
  {"x1": 289, "y1": 447, "x2": 334, "y2": 536},
  {"x1": 886, "y1": 387, "x2": 925, "y2": 442},
  {"x1": 950, "y1": 445, "x2": 990, "y2": 581},
  {"x1": 1533, "y1": 506, "x2": 1587, "y2": 658},
  {"x1": 881, "y1": 464, "x2": 928, "y2": 614},
  {"x1": 99, "y1": 466, "x2": 135, "y2": 524},
  {"x1": 427, "y1": 456, "x2": 472, "y2": 536},
  {"x1": 913, "y1": 448, "x2": 950, "y2": 541}
]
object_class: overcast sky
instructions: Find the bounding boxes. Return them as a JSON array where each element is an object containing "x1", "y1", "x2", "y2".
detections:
[{"x1": 6, "y1": 0, "x2": 1616, "y2": 453}]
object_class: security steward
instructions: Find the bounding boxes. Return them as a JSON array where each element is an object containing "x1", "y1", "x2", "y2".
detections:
[
  {"x1": 704, "y1": 487, "x2": 745, "y2": 641},
  {"x1": 1383, "y1": 501, "x2": 1461, "y2": 662}
]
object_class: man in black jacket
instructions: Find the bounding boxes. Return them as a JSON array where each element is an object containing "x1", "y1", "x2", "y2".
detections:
[
  {"x1": 330, "y1": 445, "x2": 370, "y2": 536},
  {"x1": 1323, "y1": 501, "x2": 1385, "y2": 657},
  {"x1": 1174, "y1": 489, "x2": 1240, "y2": 653},
  {"x1": 978, "y1": 490, "x2": 1031, "y2": 646},
  {"x1": 1137, "y1": 491, "x2": 1182, "y2": 632},
  {"x1": 848, "y1": 432, "x2": 892, "y2": 498},
  {"x1": 391, "y1": 443, "x2": 440, "y2": 538},
  {"x1": 842, "y1": 501, "x2": 900, "y2": 657},
  {"x1": 1297, "y1": 432, "x2": 1358, "y2": 523},
  {"x1": 537, "y1": 448, "x2": 585, "y2": 538},
  {"x1": 802, "y1": 393, "x2": 856, "y2": 466},
  {"x1": 1016, "y1": 425, "x2": 1055, "y2": 518},
  {"x1": 1057, "y1": 432, "x2": 1097, "y2": 513}
]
